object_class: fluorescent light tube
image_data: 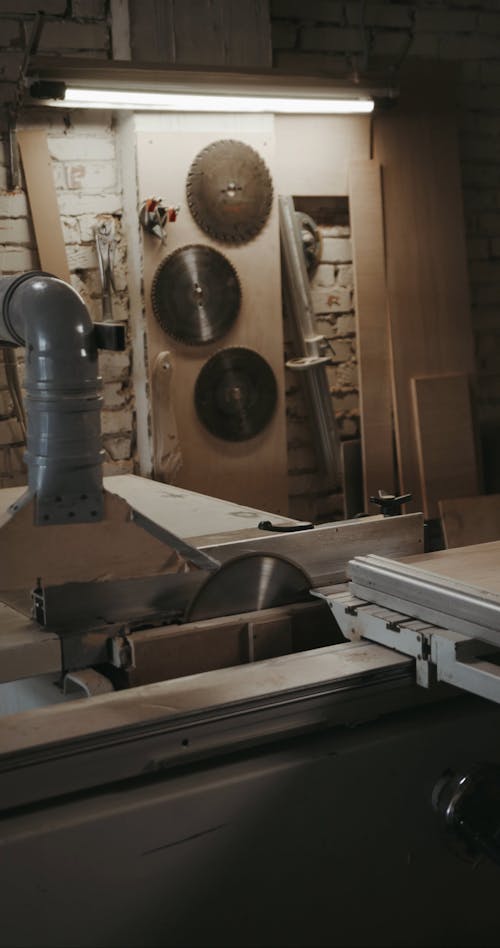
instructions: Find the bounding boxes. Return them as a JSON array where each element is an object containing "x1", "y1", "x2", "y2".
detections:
[{"x1": 63, "y1": 87, "x2": 374, "y2": 114}]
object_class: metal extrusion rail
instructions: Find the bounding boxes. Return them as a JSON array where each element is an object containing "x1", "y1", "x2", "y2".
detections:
[{"x1": 314, "y1": 587, "x2": 500, "y2": 706}]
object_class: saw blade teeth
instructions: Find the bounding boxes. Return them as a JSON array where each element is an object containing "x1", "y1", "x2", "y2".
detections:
[
  {"x1": 151, "y1": 244, "x2": 241, "y2": 346},
  {"x1": 186, "y1": 138, "x2": 273, "y2": 245},
  {"x1": 185, "y1": 552, "x2": 311, "y2": 622}
]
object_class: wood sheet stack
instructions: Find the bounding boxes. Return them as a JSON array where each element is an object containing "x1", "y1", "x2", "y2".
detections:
[{"x1": 348, "y1": 67, "x2": 480, "y2": 522}]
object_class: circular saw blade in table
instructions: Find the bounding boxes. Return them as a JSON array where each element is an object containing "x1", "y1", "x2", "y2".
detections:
[
  {"x1": 186, "y1": 139, "x2": 273, "y2": 245},
  {"x1": 185, "y1": 552, "x2": 311, "y2": 622},
  {"x1": 151, "y1": 244, "x2": 241, "y2": 346},
  {"x1": 194, "y1": 346, "x2": 278, "y2": 442}
]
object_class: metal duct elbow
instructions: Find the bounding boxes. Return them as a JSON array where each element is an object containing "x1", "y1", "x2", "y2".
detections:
[{"x1": 0, "y1": 272, "x2": 105, "y2": 524}]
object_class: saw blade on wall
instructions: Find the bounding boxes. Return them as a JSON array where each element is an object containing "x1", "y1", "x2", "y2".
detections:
[
  {"x1": 151, "y1": 244, "x2": 241, "y2": 345},
  {"x1": 186, "y1": 139, "x2": 273, "y2": 245},
  {"x1": 194, "y1": 346, "x2": 278, "y2": 442}
]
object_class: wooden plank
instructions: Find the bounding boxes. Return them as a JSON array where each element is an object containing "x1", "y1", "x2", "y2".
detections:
[
  {"x1": 171, "y1": 0, "x2": 225, "y2": 66},
  {"x1": 137, "y1": 118, "x2": 289, "y2": 514},
  {"x1": 439, "y1": 494, "x2": 500, "y2": 549},
  {"x1": 341, "y1": 439, "x2": 363, "y2": 519},
  {"x1": 220, "y1": 0, "x2": 272, "y2": 68},
  {"x1": 349, "y1": 161, "x2": 394, "y2": 509},
  {"x1": 396, "y1": 539, "x2": 500, "y2": 600},
  {"x1": 0, "y1": 477, "x2": 424, "y2": 588},
  {"x1": 411, "y1": 374, "x2": 479, "y2": 519},
  {"x1": 127, "y1": 599, "x2": 335, "y2": 686},
  {"x1": 129, "y1": 0, "x2": 175, "y2": 62},
  {"x1": 0, "y1": 641, "x2": 409, "y2": 758},
  {"x1": 373, "y1": 80, "x2": 475, "y2": 513},
  {"x1": 275, "y1": 115, "x2": 370, "y2": 197},
  {"x1": 17, "y1": 130, "x2": 70, "y2": 283},
  {"x1": 129, "y1": 0, "x2": 271, "y2": 67},
  {"x1": 0, "y1": 476, "x2": 302, "y2": 537},
  {"x1": 110, "y1": 0, "x2": 131, "y2": 60},
  {"x1": 201, "y1": 512, "x2": 425, "y2": 586},
  {"x1": 151, "y1": 351, "x2": 183, "y2": 483}
]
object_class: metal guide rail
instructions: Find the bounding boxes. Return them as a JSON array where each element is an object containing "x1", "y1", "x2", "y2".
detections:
[{"x1": 314, "y1": 586, "x2": 500, "y2": 705}]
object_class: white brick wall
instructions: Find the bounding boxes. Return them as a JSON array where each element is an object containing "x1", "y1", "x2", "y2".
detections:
[{"x1": 0, "y1": 112, "x2": 134, "y2": 486}]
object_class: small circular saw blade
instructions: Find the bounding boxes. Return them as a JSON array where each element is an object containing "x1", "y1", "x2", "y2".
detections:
[
  {"x1": 186, "y1": 139, "x2": 273, "y2": 244},
  {"x1": 151, "y1": 244, "x2": 241, "y2": 345},
  {"x1": 194, "y1": 346, "x2": 278, "y2": 441},
  {"x1": 185, "y1": 552, "x2": 311, "y2": 622}
]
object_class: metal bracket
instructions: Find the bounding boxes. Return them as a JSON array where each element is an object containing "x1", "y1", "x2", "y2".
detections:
[
  {"x1": 313, "y1": 586, "x2": 500, "y2": 703},
  {"x1": 63, "y1": 668, "x2": 115, "y2": 698}
]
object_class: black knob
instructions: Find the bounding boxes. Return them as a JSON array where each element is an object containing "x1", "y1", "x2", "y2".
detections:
[
  {"x1": 369, "y1": 490, "x2": 412, "y2": 517},
  {"x1": 432, "y1": 763, "x2": 500, "y2": 867}
]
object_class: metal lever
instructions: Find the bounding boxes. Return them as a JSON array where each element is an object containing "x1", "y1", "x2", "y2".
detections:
[{"x1": 258, "y1": 520, "x2": 314, "y2": 533}]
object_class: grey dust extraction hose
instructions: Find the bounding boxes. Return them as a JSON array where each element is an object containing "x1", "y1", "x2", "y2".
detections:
[{"x1": 0, "y1": 271, "x2": 124, "y2": 524}]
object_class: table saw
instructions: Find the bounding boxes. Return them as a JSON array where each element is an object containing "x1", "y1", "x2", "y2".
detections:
[{"x1": 1, "y1": 272, "x2": 500, "y2": 948}]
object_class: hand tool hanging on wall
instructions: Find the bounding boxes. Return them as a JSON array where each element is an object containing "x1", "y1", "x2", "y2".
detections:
[
  {"x1": 279, "y1": 195, "x2": 341, "y2": 490},
  {"x1": 95, "y1": 219, "x2": 117, "y2": 320},
  {"x1": 139, "y1": 198, "x2": 179, "y2": 244}
]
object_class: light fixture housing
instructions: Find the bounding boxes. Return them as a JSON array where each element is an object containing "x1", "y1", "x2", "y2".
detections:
[
  {"x1": 27, "y1": 59, "x2": 397, "y2": 116},
  {"x1": 59, "y1": 86, "x2": 375, "y2": 114}
]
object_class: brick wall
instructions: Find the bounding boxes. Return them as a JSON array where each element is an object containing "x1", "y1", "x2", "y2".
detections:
[
  {"x1": 0, "y1": 110, "x2": 134, "y2": 486},
  {"x1": 0, "y1": 3, "x2": 117, "y2": 487}
]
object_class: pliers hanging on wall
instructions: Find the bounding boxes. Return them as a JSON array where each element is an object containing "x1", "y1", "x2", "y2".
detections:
[{"x1": 95, "y1": 219, "x2": 117, "y2": 320}]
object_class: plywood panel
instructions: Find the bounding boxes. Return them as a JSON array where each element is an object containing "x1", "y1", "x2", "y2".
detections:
[
  {"x1": 402, "y1": 539, "x2": 500, "y2": 600},
  {"x1": 439, "y1": 494, "x2": 500, "y2": 549},
  {"x1": 0, "y1": 476, "x2": 300, "y2": 537},
  {"x1": 411, "y1": 374, "x2": 479, "y2": 519},
  {"x1": 200, "y1": 512, "x2": 424, "y2": 587},
  {"x1": 137, "y1": 118, "x2": 288, "y2": 513},
  {"x1": 275, "y1": 115, "x2": 370, "y2": 196},
  {"x1": 373, "y1": 93, "x2": 475, "y2": 513},
  {"x1": 17, "y1": 130, "x2": 70, "y2": 283},
  {"x1": 349, "y1": 161, "x2": 394, "y2": 509}
]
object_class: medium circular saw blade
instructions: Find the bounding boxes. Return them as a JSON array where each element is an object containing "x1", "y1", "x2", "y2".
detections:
[
  {"x1": 185, "y1": 552, "x2": 311, "y2": 622},
  {"x1": 186, "y1": 139, "x2": 273, "y2": 244},
  {"x1": 151, "y1": 244, "x2": 241, "y2": 345},
  {"x1": 194, "y1": 346, "x2": 277, "y2": 441}
]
